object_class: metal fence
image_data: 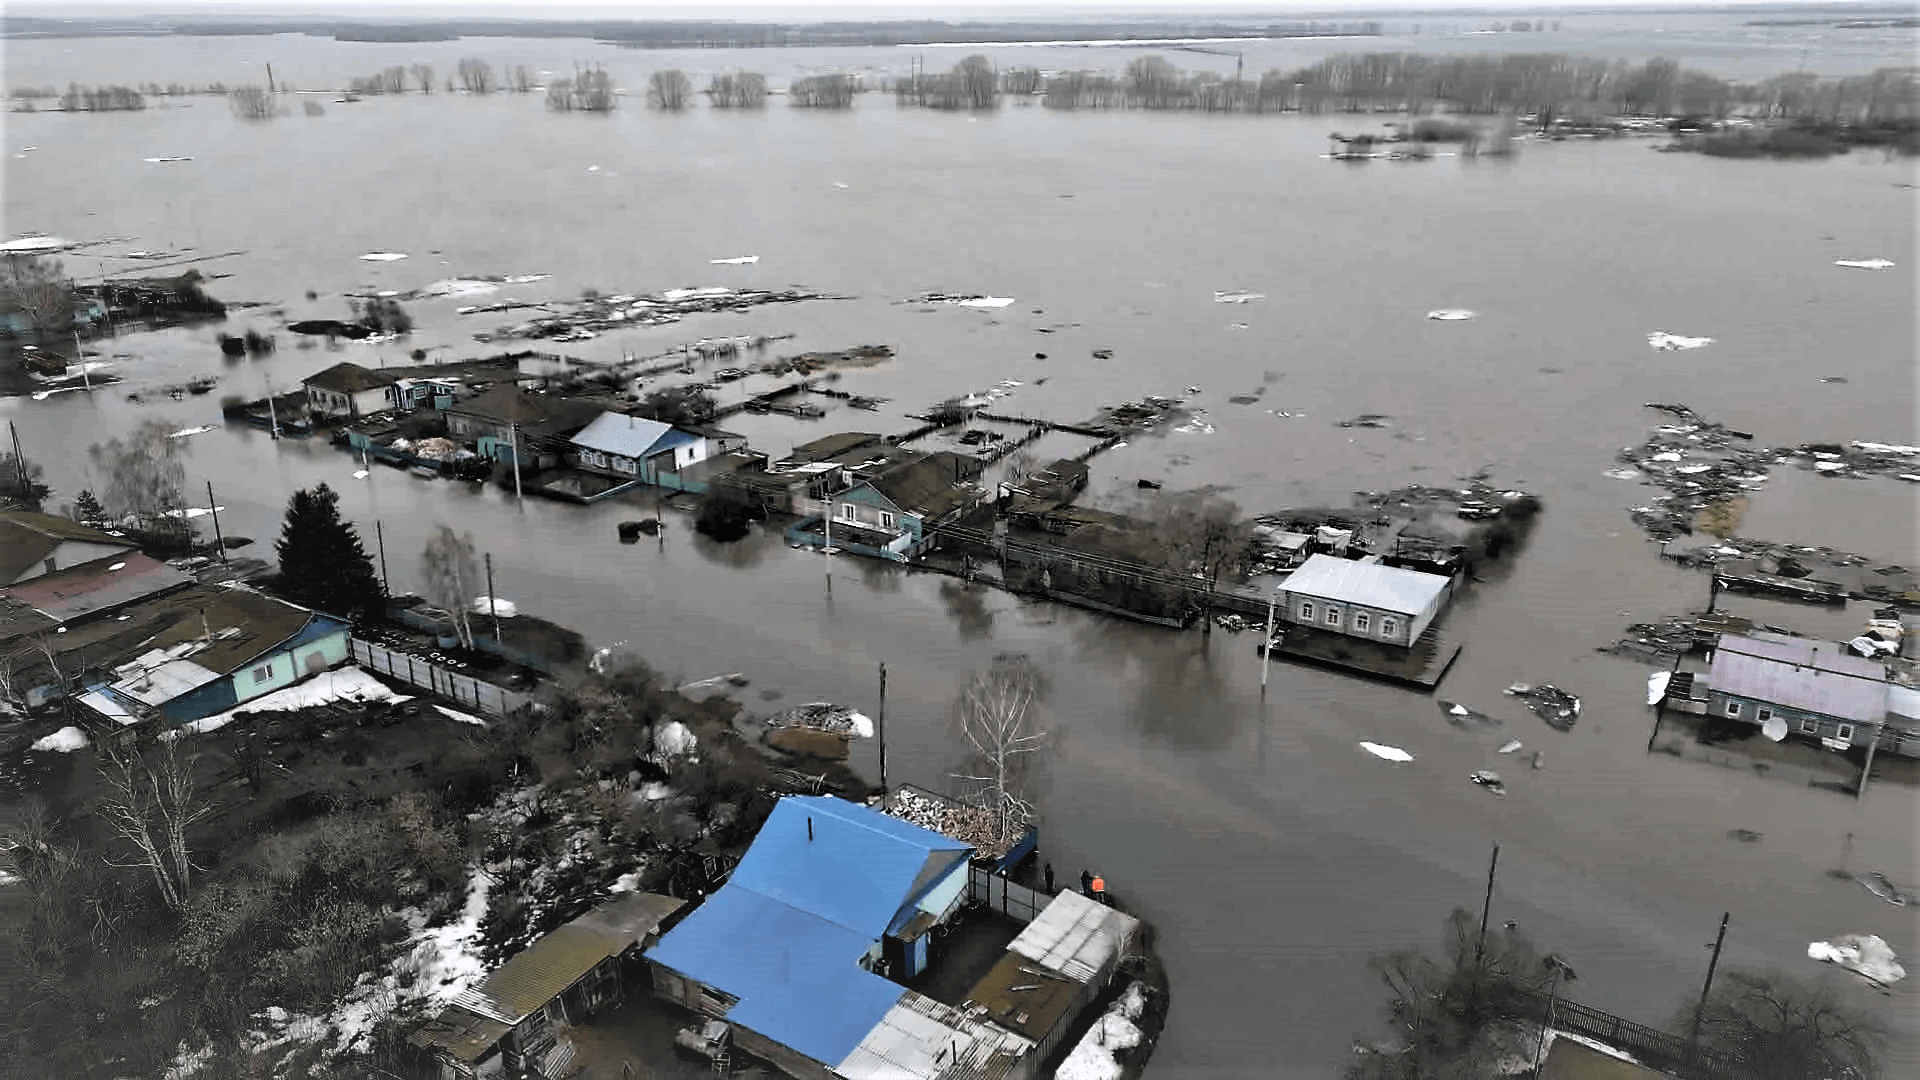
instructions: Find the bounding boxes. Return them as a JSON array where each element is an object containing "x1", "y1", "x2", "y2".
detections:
[
  {"x1": 350, "y1": 639, "x2": 531, "y2": 718},
  {"x1": 1518, "y1": 992, "x2": 1743, "y2": 1079},
  {"x1": 967, "y1": 865, "x2": 1050, "y2": 924}
]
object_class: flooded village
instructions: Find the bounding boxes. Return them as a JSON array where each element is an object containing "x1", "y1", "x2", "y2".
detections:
[{"x1": 3, "y1": 6, "x2": 1918, "y2": 1080}]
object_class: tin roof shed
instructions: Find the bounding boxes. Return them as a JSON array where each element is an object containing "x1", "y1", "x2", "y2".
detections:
[
  {"x1": 836, "y1": 990, "x2": 1034, "y2": 1080},
  {"x1": 1007, "y1": 889, "x2": 1140, "y2": 985}
]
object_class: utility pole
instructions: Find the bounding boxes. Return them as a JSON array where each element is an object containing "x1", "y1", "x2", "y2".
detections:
[
  {"x1": 1690, "y1": 912, "x2": 1730, "y2": 1045},
  {"x1": 74, "y1": 330, "x2": 91, "y2": 392},
  {"x1": 877, "y1": 662, "x2": 888, "y2": 794},
  {"x1": 824, "y1": 497, "x2": 833, "y2": 592},
  {"x1": 8, "y1": 422, "x2": 29, "y2": 497},
  {"x1": 375, "y1": 520, "x2": 390, "y2": 596},
  {"x1": 1858, "y1": 723, "x2": 1884, "y2": 798},
  {"x1": 205, "y1": 481, "x2": 227, "y2": 563},
  {"x1": 484, "y1": 552, "x2": 501, "y2": 642},
  {"x1": 1475, "y1": 842, "x2": 1501, "y2": 967},
  {"x1": 508, "y1": 422, "x2": 522, "y2": 499},
  {"x1": 1260, "y1": 588, "x2": 1279, "y2": 695},
  {"x1": 267, "y1": 63, "x2": 276, "y2": 94}
]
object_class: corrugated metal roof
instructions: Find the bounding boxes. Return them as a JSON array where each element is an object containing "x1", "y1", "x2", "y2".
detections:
[
  {"x1": 963, "y1": 951, "x2": 1079, "y2": 1042},
  {"x1": 1280, "y1": 554, "x2": 1450, "y2": 616},
  {"x1": 570, "y1": 412, "x2": 674, "y2": 458},
  {"x1": 457, "y1": 892, "x2": 685, "y2": 1025},
  {"x1": 6, "y1": 553, "x2": 191, "y2": 622},
  {"x1": 408, "y1": 1004, "x2": 512, "y2": 1063},
  {"x1": 729, "y1": 795, "x2": 972, "y2": 939},
  {"x1": 646, "y1": 885, "x2": 905, "y2": 1069},
  {"x1": 1707, "y1": 635, "x2": 1888, "y2": 723},
  {"x1": 836, "y1": 990, "x2": 1033, "y2": 1080},
  {"x1": 1007, "y1": 890, "x2": 1139, "y2": 985},
  {"x1": 107, "y1": 649, "x2": 224, "y2": 707},
  {"x1": 1889, "y1": 685, "x2": 1920, "y2": 722}
]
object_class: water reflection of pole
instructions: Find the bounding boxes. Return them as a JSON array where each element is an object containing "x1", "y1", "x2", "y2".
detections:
[
  {"x1": 1475, "y1": 842, "x2": 1501, "y2": 967},
  {"x1": 74, "y1": 330, "x2": 91, "y2": 393},
  {"x1": 1690, "y1": 912, "x2": 1730, "y2": 1047},
  {"x1": 485, "y1": 552, "x2": 501, "y2": 642},
  {"x1": 824, "y1": 496, "x2": 833, "y2": 593},
  {"x1": 1260, "y1": 587, "x2": 1279, "y2": 696}
]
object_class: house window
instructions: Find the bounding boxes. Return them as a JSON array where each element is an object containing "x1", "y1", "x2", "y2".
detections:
[
  {"x1": 1380, "y1": 616, "x2": 1398, "y2": 638},
  {"x1": 1756, "y1": 707, "x2": 1773, "y2": 724},
  {"x1": 1800, "y1": 717, "x2": 1820, "y2": 735},
  {"x1": 1325, "y1": 606, "x2": 1342, "y2": 626},
  {"x1": 252, "y1": 663, "x2": 273, "y2": 684},
  {"x1": 878, "y1": 511, "x2": 896, "y2": 530},
  {"x1": 1724, "y1": 700, "x2": 1742, "y2": 718},
  {"x1": 839, "y1": 503, "x2": 857, "y2": 522},
  {"x1": 1354, "y1": 612, "x2": 1371, "y2": 633},
  {"x1": 1835, "y1": 723, "x2": 1855, "y2": 743},
  {"x1": 1299, "y1": 601, "x2": 1315, "y2": 621}
]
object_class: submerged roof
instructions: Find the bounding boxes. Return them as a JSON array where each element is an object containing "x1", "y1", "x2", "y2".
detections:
[
  {"x1": 647, "y1": 883, "x2": 906, "y2": 1069},
  {"x1": 1280, "y1": 554, "x2": 1450, "y2": 616},
  {"x1": 1007, "y1": 889, "x2": 1139, "y2": 984},
  {"x1": 303, "y1": 361, "x2": 400, "y2": 394},
  {"x1": 1707, "y1": 634, "x2": 1888, "y2": 723},
  {"x1": 570, "y1": 412, "x2": 673, "y2": 457}
]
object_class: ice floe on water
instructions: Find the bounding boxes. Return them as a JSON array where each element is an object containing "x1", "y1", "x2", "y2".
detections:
[
  {"x1": 1213, "y1": 290, "x2": 1265, "y2": 304},
  {"x1": 1809, "y1": 934, "x2": 1905, "y2": 986},
  {"x1": 358, "y1": 251, "x2": 408, "y2": 262},
  {"x1": 143, "y1": 155, "x2": 192, "y2": 163},
  {"x1": 1427, "y1": 308, "x2": 1475, "y2": 321},
  {"x1": 1359, "y1": 741, "x2": 1414, "y2": 762},
  {"x1": 168, "y1": 425, "x2": 218, "y2": 439},
  {"x1": 1604, "y1": 467, "x2": 1642, "y2": 481},
  {"x1": 662, "y1": 286, "x2": 734, "y2": 301},
  {"x1": 417, "y1": 279, "x2": 500, "y2": 299},
  {"x1": 1, "y1": 235, "x2": 70, "y2": 254},
  {"x1": 1834, "y1": 258, "x2": 1895, "y2": 270},
  {"x1": 1648, "y1": 331, "x2": 1713, "y2": 351},
  {"x1": 910, "y1": 292, "x2": 1015, "y2": 309},
  {"x1": 710, "y1": 255, "x2": 759, "y2": 265}
]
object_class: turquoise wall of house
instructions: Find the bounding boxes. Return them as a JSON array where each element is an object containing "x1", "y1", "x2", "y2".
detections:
[{"x1": 838, "y1": 486, "x2": 922, "y2": 544}]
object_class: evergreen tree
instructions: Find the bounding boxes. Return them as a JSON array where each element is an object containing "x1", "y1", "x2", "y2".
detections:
[
  {"x1": 73, "y1": 489, "x2": 106, "y2": 526},
  {"x1": 273, "y1": 484, "x2": 383, "y2": 619}
]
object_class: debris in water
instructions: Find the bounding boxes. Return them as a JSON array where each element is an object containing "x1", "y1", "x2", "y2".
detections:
[
  {"x1": 359, "y1": 252, "x2": 409, "y2": 262},
  {"x1": 1808, "y1": 934, "x2": 1905, "y2": 987},
  {"x1": 710, "y1": 255, "x2": 760, "y2": 265},
  {"x1": 1820, "y1": 376, "x2": 1849, "y2": 384},
  {"x1": 1337, "y1": 414, "x2": 1391, "y2": 429},
  {"x1": 1427, "y1": 309, "x2": 1475, "y2": 321},
  {"x1": 1856, "y1": 871, "x2": 1914, "y2": 907},
  {"x1": 1213, "y1": 290, "x2": 1265, "y2": 304},
  {"x1": 1604, "y1": 467, "x2": 1643, "y2": 481},
  {"x1": 1727, "y1": 829, "x2": 1764, "y2": 843},
  {"x1": 1505, "y1": 683, "x2": 1580, "y2": 730},
  {"x1": 1438, "y1": 700, "x2": 1501, "y2": 731},
  {"x1": 1359, "y1": 741, "x2": 1414, "y2": 763},
  {"x1": 909, "y1": 292, "x2": 1014, "y2": 309},
  {"x1": 1469, "y1": 770, "x2": 1506, "y2": 795},
  {"x1": 1498, "y1": 739, "x2": 1523, "y2": 754},
  {"x1": 1647, "y1": 331, "x2": 1714, "y2": 351},
  {"x1": 1834, "y1": 258, "x2": 1895, "y2": 270},
  {"x1": 143, "y1": 155, "x2": 193, "y2": 163}
]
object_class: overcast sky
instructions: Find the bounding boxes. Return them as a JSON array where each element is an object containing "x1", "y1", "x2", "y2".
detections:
[{"x1": 7, "y1": 0, "x2": 1847, "y2": 16}]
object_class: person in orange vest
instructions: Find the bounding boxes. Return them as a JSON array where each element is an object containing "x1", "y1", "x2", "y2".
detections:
[{"x1": 1090, "y1": 874, "x2": 1107, "y2": 905}]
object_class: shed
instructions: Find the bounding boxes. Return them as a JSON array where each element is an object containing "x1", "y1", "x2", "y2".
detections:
[
  {"x1": 969, "y1": 889, "x2": 1142, "y2": 1064},
  {"x1": 835, "y1": 990, "x2": 1035, "y2": 1080},
  {"x1": 1278, "y1": 553, "x2": 1452, "y2": 646}
]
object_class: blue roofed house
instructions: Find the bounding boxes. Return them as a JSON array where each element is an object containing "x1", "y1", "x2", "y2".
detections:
[
  {"x1": 646, "y1": 795, "x2": 1036, "y2": 1080},
  {"x1": 568, "y1": 411, "x2": 749, "y2": 494}
]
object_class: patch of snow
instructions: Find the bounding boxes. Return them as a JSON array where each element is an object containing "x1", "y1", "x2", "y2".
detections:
[
  {"x1": 1359, "y1": 741, "x2": 1414, "y2": 763},
  {"x1": 0, "y1": 868, "x2": 20, "y2": 886},
  {"x1": 30, "y1": 726, "x2": 88, "y2": 752},
  {"x1": 846, "y1": 711, "x2": 874, "y2": 738},
  {"x1": 662, "y1": 286, "x2": 733, "y2": 301},
  {"x1": 1057, "y1": 983, "x2": 1148, "y2": 1080},
  {"x1": 1646, "y1": 670, "x2": 1672, "y2": 706},
  {"x1": 162, "y1": 505, "x2": 224, "y2": 519},
  {"x1": 1213, "y1": 290, "x2": 1265, "y2": 304},
  {"x1": 1809, "y1": 934, "x2": 1905, "y2": 985},
  {"x1": 1834, "y1": 258, "x2": 1894, "y2": 270},
  {"x1": 358, "y1": 251, "x2": 409, "y2": 262},
  {"x1": 1853, "y1": 440, "x2": 1919, "y2": 456},
  {"x1": 608, "y1": 870, "x2": 643, "y2": 894},
  {"x1": 1427, "y1": 308, "x2": 1475, "y2": 320},
  {"x1": 655, "y1": 720, "x2": 698, "y2": 757},
  {"x1": 418, "y1": 278, "x2": 499, "y2": 299},
  {"x1": 710, "y1": 255, "x2": 759, "y2": 265},
  {"x1": 1815, "y1": 461, "x2": 1847, "y2": 472},
  {"x1": 182, "y1": 666, "x2": 411, "y2": 734},
  {"x1": 353, "y1": 469, "x2": 370, "y2": 479},
  {"x1": 434, "y1": 704, "x2": 486, "y2": 727},
  {"x1": 1648, "y1": 331, "x2": 1714, "y2": 351},
  {"x1": 470, "y1": 595, "x2": 518, "y2": 618},
  {"x1": 641, "y1": 782, "x2": 675, "y2": 801}
]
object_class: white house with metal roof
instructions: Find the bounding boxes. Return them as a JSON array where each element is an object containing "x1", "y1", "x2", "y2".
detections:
[
  {"x1": 568, "y1": 411, "x2": 747, "y2": 489},
  {"x1": 1277, "y1": 554, "x2": 1452, "y2": 647}
]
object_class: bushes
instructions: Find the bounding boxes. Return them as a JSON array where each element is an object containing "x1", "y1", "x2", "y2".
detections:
[{"x1": 696, "y1": 484, "x2": 763, "y2": 541}]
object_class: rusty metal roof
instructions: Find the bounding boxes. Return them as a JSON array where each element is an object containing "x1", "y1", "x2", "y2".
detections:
[
  {"x1": 453, "y1": 892, "x2": 684, "y2": 1026},
  {"x1": 962, "y1": 951, "x2": 1079, "y2": 1042},
  {"x1": 835, "y1": 990, "x2": 1033, "y2": 1080},
  {"x1": 407, "y1": 1003, "x2": 512, "y2": 1064}
]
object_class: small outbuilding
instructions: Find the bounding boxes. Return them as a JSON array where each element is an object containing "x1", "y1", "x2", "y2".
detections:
[{"x1": 1278, "y1": 554, "x2": 1452, "y2": 647}]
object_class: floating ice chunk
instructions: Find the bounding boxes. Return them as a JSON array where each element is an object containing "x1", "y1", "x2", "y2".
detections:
[
  {"x1": 1646, "y1": 670, "x2": 1672, "y2": 706},
  {"x1": 1675, "y1": 463, "x2": 1713, "y2": 474},
  {"x1": 1213, "y1": 290, "x2": 1265, "y2": 304},
  {"x1": 353, "y1": 469, "x2": 370, "y2": 480},
  {"x1": 500, "y1": 274, "x2": 550, "y2": 285},
  {"x1": 0, "y1": 236, "x2": 69, "y2": 254},
  {"x1": 1834, "y1": 258, "x2": 1894, "y2": 270},
  {"x1": 1498, "y1": 739, "x2": 1524, "y2": 754},
  {"x1": 661, "y1": 286, "x2": 734, "y2": 301},
  {"x1": 418, "y1": 279, "x2": 500, "y2": 299},
  {"x1": 1359, "y1": 741, "x2": 1414, "y2": 762},
  {"x1": 433, "y1": 704, "x2": 486, "y2": 727},
  {"x1": 1815, "y1": 461, "x2": 1847, "y2": 472},
  {"x1": 168, "y1": 425, "x2": 218, "y2": 439},
  {"x1": 1648, "y1": 331, "x2": 1713, "y2": 351},
  {"x1": 358, "y1": 251, "x2": 409, "y2": 262},
  {"x1": 1651, "y1": 451, "x2": 1682, "y2": 462},
  {"x1": 1808, "y1": 934, "x2": 1905, "y2": 986},
  {"x1": 1604, "y1": 467, "x2": 1642, "y2": 481},
  {"x1": 710, "y1": 255, "x2": 759, "y2": 265},
  {"x1": 31, "y1": 726, "x2": 88, "y2": 753},
  {"x1": 1427, "y1": 308, "x2": 1475, "y2": 321},
  {"x1": 832, "y1": 182, "x2": 850, "y2": 189},
  {"x1": 143, "y1": 155, "x2": 193, "y2": 163}
]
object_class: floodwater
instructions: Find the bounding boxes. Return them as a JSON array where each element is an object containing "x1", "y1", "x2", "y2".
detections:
[{"x1": 4, "y1": 20, "x2": 1918, "y2": 1079}]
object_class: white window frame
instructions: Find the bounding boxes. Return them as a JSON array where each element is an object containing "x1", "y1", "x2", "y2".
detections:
[
  {"x1": 839, "y1": 502, "x2": 858, "y2": 522},
  {"x1": 1354, "y1": 612, "x2": 1371, "y2": 633},
  {"x1": 1799, "y1": 717, "x2": 1820, "y2": 735},
  {"x1": 1724, "y1": 700, "x2": 1742, "y2": 718},
  {"x1": 1299, "y1": 601, "x2": 1315, "y2": 621},
  {"x1": 1834, "y1": 723, "x2": 1855, "y2": 743},
  {"x1": 252, "y1": 663, "x2": 273, "y2": 685},
  {"x1": 878, "y1": 511, "x2": 896, "y2": 531},
  {"x1": 1324, "y1": 606, "x2": 1342, "y2": 626},
  {"x1": 1380, "y1": 616, "x2": 1398, "y2": 638},
  {"x1": 1756, "y1": 707, "x2": 1773, "y2": 724}
]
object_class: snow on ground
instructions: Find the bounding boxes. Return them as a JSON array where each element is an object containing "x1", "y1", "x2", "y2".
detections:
[
  {"x1": 608, "y1": 870, "x2": 644, "y2": 894},
  {"x1": 1646, "y1": 670, "x2": 1672, "y2": 706},
  {"x1": 30, "y1": 726, "x2": 88, "y2": 752},
  {"x1": 470, "y1": 595, "x2": 518, "y2": 618},
  {"x1": 433, "y1": 704, "x2": 486, "y2": 727},
  {"x1": 654, "y1": 720, "x2": 697, "y2": 757},
  {"x1": 181, "y1": 666, "x2": 411, "y2": 734},
  {"x1": 1057, "y1": 982, "x2": 1149, "y2": 1080}
]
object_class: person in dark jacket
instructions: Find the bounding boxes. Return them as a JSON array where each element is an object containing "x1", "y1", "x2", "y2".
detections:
[
  {"x1": 1045, "y1": 863, "x2": 1056, "y2": 894},
  {"x1": 1080, "y1": 869, "x2": 1094, "y2": 897}
]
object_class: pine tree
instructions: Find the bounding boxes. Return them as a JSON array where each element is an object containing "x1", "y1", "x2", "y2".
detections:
[
  {"x1": 73, "y1": 489, "x2": 106, "y2": 527},
  {"x1": 273, "y1": 483, "x2": 383, "y2": 619}
]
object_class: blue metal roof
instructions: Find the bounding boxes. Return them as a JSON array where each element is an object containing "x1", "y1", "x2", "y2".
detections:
[
  {"x1": 731, "y1": 795, "x2": 971, "y2": 939},
  {"x1": 647, "y1": 885, "x2": 906, "y2": 1069}
]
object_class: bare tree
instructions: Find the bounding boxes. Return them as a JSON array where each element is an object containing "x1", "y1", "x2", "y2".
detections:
[
  {"x1": 951, "y1": 653, "x2": 1049, "y2": 848},
  {"x1": 227, "y1": 85, "x2": 275, "y2": 120},
  {"x1": 789, "y1": 73, "x2": 855, "y2": 108},
  {"x1": 544, "y1": 78, "x2": 575, "y2": 112},
  {"x1": 1679, "y1": 969, "x2": 1886, "y2": 1080},
  {"x1": 89, "y1": 419, "x2": 190, "y2": 536},
  {"x1": 410, "y1": 63, "x2": 435, "y2": 94},
  {"x1": 509, "y1": 65, "x2": 535, "y2": 93},
  {"x1": 709, "y1": 71, "x2": 769, "y2": 109},
  {"x1": 421, "y1": 525, "x2": 480, "y2": 650},
  {"x1": 456, "y1": 57, "x2": 497, "y2": 95},
  {"x1": 549, "y1": 67, "x2": 615, "y2": 112},
  {"x1": 97, "y1": 738, "x2": 213, "y2": 911},
  {"x1": 1142, "y1": 491, "x2": 1255, "y2": 633},
  {"x1": 1, "y1": 253, "x2": 76, "y2": 336},
  {"x1": 648, "y1": 69, "x2": 694, "y2": 110}
]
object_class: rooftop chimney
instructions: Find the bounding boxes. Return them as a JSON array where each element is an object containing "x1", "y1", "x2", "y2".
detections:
[{"x1": 808, "y1": 816, "x2": 814, "y2": 842}]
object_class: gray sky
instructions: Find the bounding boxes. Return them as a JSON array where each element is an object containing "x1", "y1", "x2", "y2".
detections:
[{"x1": 6, "y1": 0, "x2": 1843, "y2": 14}]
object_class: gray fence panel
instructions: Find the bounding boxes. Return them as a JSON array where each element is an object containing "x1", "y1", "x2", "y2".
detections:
[{"x1": 349, "y1": 638, "x2": 529, "y2": 718}]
